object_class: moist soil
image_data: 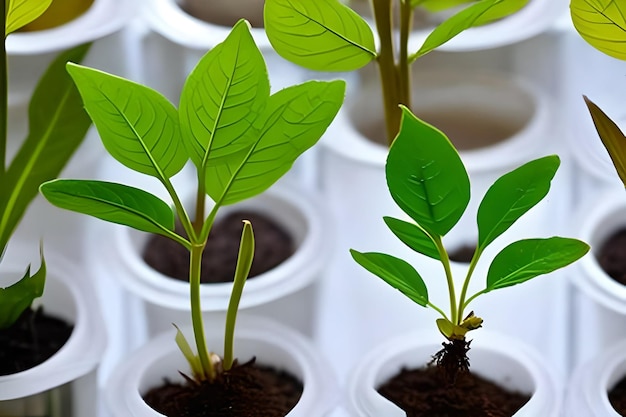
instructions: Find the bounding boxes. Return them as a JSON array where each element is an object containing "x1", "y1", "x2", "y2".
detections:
[
  {"x1": 143, "y1": 359, "x2": 303, "y2": 417},
  {"x1": 598, "y1": 228, "x2": 626, "y2": 285},
  {"x1": 0, "y1": 306, "x2": 73, "y2": 375},
  {"x1": 378, "y1": 339, "x2": 530, "y2": 417},
  {"x1": 143, "y1": 210, "x2": 294, "y2": 284},
  {"x1": 609, "y1": 374, "x2": 626, "y2": 414}
]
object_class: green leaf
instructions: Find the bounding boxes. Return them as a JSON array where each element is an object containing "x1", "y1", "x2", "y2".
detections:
[
  {"x1": 386, "y1": 106, "x2": 469, "y2": 237},
  {"x1": 0, "y1": 43, "x2": 92, "y2": 255},
  {"x1": 584, "y1": 96, "x2": 626, "y2": 187},
  {"x1": 66, "y1": 63, "x2": 186, "y2": 180},
  {"x1": 40, "y1": 179, "x2": 176, "y2": 237},
  {"x1": 207, "y1": 80, "x2": 345, "y2": 205},
  {"x1": 411, "y1": 0, "x2": 528, "y2": 60},
  {"x1": 486, "y1": 237, "x2": 590, "y2": 292},
  {"x1": 0, "y1": 253, "x2": 45, "y2": 329},
  {"x1": 477, "y1": 155, "x2": 560, "y2": 249},
  {"x1": 174, "y1": 324, "x2": 205, "y2": 381},
  {"x1": 571, "y1": 0, "x2": 626, "y2": 60},
  {"x1": 6, "y1": 0, "x2": 52, "y2": 35},
  {"x1": 350, "y1": 250, "x2": 429, "y2": 306},
  {"x1": 264, "y1": 0, "x2": 376, "y2": 71},
  {"x1": 417, "y1": 0, "x2": 476, "y2": 12},
  {"x1": 179, "y1": 20, "x2": 270, "y2": 169},
  {"x1": 383, "y1": 216, "x2": 441, "y2": 260}
]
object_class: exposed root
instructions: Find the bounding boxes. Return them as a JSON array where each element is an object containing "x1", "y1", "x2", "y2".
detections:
[{"x1": 431, "y1": 338, "x2": 471, "y2": 385}]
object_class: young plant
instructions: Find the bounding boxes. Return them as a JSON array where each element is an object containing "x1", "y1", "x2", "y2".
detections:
[
  {"x1": 40, "y1": 19, "x2": 345, "y2": 381},
  {"x1": 0, "y1": 0, "x2": 91, "y2": 330},
  {"x1": 350, "y1": 106, "x2": 589, "y2": 375},
  {"x1": 264, "y1": 0, "x2": 527, "y2": 144},
  {"x1": 570, "y1": 0, "x2": 626, "y2": 186}
]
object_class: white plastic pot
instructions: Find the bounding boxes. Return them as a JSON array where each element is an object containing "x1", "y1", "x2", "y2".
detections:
[
  {"x1": 565, "y1": 338, "x2": 626, "y2": 417},
  {"x1": 0, "y1": 246, "x2": 107, "y2": 416},
  {"x1": 347, "y1": 329, "x2": 561, "y2": 417},
  {"x1": 569, "y1": 190, "x2": 626, "y2": 367},
  {"x1": 105, "y1": 314, "x2": 338, "y2": 417},
  {"x1": 86, "y1": 182, "x2": 329, "y2": 337}
]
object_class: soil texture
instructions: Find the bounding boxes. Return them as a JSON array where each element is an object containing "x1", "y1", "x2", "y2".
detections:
[
  {"x1": 143, "y1": 210, "x2": 294, "y2": 283},
  {"x1": 609, "y1": 374, "x2": 626, "y2": 414},
  {"x1": 598, "y1": 228, "x2": 626, "y2": 285},
  {"x1": 378, "y1": 339, "x2": 529, "y2": 417},
  {"x1": 143, "y1": 359, "x2": 303, "y2": 417},
  {"x1": 0, "y1": 306, "x2": 73, "y2": 375}
]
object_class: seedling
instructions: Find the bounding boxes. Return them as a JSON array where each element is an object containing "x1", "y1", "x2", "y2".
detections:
[
  {"x1": 40, "y1": 19, "x2": 345, "y2": 381},
  {"x1": 0, "y1": 0, "x2": 91, "y2": 330},
  {"x1": 350, "y1": 107, "x2": 589, "y2": 376},
  {"x1": 264, "y1": 0, "x2": 528, "y2": 144}
]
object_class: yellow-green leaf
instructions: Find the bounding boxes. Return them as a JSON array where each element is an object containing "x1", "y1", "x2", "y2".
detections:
[
  {"x1": 6, "y1": 0, "x2": 53, "y2": 35},
  {"x1": 571, "y1": 0, "x2": 626, "y2": 60}
]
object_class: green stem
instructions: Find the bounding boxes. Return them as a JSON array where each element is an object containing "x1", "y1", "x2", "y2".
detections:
[
  {"x1": 427, "y1": 301, "x2": 451, "y2": 323},
  {"x1": 463, "y1": 288, "x2": 489, "y2": 311},
  {"x1": 1, "y1": 1, "x2": 7, "y2": 176},
  {"x1": 457, "y1": 247, "x2": 482, "y2": 323},
  {"x1": 434, "y1": 235, "x2": 457, "y2": 324},
  {"x1": 194, "y1": 171, "x2": 206, "y2": 234},
  {"x1": 398, "y1": 0, "x2": 413, "y2": 110},
  {"x1": 189, "y1": 243, "x2": 215, "y2": 381}
]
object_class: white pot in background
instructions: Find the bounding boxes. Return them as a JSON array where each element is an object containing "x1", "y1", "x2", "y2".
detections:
[
  {"x1": 569, "y1": 190, "x2": 626, "y2": 368},
  {"x1": 86, "y1": 181, "x2": 330, "y2": 338},
  {"x1": 347, "y1": 329, "x2": 561, "y2": 417},
  {"x1": 565, "y1": 338, "x2": 626, "y2": 417},
  {"x1": 105, "y1": 315, "x2": 338, "y2": 417},
  {"x1": 0, "y1": 247, "x2": 107, "y2": 416}
]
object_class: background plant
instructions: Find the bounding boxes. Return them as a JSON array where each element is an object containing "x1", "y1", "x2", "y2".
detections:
[
  {"x1": 350, "y1": 106, "x2": 589, "y2": 368},
  {"x1": 264, "y1": 0, "x2": 527, "y2": 145},
  {"x1": 40, "y1": 19, "x2": 345, "y2": 381},
  {"x1": 0, "y1": 0, "x2": 91, "y2": 329}
]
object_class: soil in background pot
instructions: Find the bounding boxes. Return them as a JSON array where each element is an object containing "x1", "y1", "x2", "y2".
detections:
[
  {"x1": 609, "y1": 375, "x2": 626, "y2": 415},
  {"x1": 143, "y1": 359, "x2": 303, "y2": 417},
  {"x1": 143, "y1": 210, "x2": 295, "y2": 284},
  {"x1": 0, "y1": 306, "x2": 73, "y2": 375},
  {"x1": 598, "y1": 228, "x2": 626, "y2": 285},
  {"x1": 448, "y1": 245, "x2": 475, "y2": 264},
  {"x1": 378, "y1": 339, "x2": 530, "y2": 417},
  {"x1": 179, "y1": 0, "x2": 265, "y2": 28}
]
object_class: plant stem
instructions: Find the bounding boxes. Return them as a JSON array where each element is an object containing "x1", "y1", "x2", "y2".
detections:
[
  {"x1": 194, "y1": 171, "x2": 206, "y2": 234},
  {"x1": 434, "y1": 235, "x2": 458, "y2": 324},
  {"x1": 457, "y1": 248, "x2": 482, "y2": 322},
  {"x1": 0, "y1": 0, "x2": 7, "y2": 176},
  {"x1": 427, "y1": 301, "x2": 451, "y2": 322},
  {"x1": 398, "y1": 0, "x2": 413, "y2": 110},
  {"x1": 189, "y1": 242, "x2": 215, "y2": 381}
]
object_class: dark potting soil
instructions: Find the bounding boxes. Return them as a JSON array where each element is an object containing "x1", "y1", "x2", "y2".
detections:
[
  {"x1": 448, "y1": 245, "x2": 476, "y2": 263},
  {"x1": 598, "y1": 228, "x2": 626, "y2": 285},
  {"x1": 0, "y1": 306, "x2": 73, "y2": 375},
  {"x1": 143, "y1": 360, "x2": 303, "y2": 417},
  {"x1": 609, "y1": 374, "x2": 626, "y2": 414},
  {"x1": 143, "y1": 210, "x2": 294, "y2": 283}
]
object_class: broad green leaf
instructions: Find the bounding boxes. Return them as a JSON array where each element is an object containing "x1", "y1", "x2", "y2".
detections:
[
  {"x1": 477, "y1": 155, "x2": 560, "y2": 249},
  {"x1": 0, "y1": 254, "x2": 45, "y2": 329},
  {"x1": 40, "y1": 179, "x2": 176, "y2": 236},
  {"x1": 584, "y1": 96, "x2": 626, "y2": 187},
  {"x1": 383, "y1": 216, "x2": 441, "y2": 260},
  {"x1": 386, "y1": 106, "x2": 469, "y2": 237},
  {"x1": 571, "y1": 0, "x2": 626, "y2": 60},
  {"x1": 207, "y1": 80, "x2": 345, "y2": 205},
  {"x1": 66, "y1": 63, "x2": 186, "y2": 180},
  {"x1": 411, "y1": 0, "x2": 528, "y2": 60},
  {"x1": 174, "y1": 325, "x2": 205, "y2": 380},
  {"x1": 417, "y1": 0, "x2": 476, "y2": 12},
  {"x1": 264, "y1": 0, "x2": 376, "y2": 71},
  {"x1": 179, "y1": 20, "x2": 270, "y2": 169},
  {"x1": 224, "y1": 220, "x2": 254, "y2": 371},
  {"x1": 6, "y1": 0, "x2": 52, "y2": 35},
  {"x1": 0, "y1": 44, "x2": 91, "y2": 255},
  {"x1": 350, "y1": 250, "x2": 429, "y2": 306},
  {"x1": 486, "y1": 237, "x2": 590, "y2": 291}
]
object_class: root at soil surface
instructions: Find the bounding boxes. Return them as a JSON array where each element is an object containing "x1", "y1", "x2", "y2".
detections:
[{"x1": 431, "y1": 338, "x2": 471, "y2": 385}]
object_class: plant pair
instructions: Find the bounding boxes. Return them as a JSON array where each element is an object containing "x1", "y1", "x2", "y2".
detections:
[
  {"x1": 40, "y1": 19, "x2": 345, "y2": 382},
  {"x1": 351, "y1": 106, "x2": 589, "y2": 373}
]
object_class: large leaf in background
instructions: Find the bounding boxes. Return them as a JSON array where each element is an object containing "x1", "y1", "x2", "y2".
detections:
[
  {"x1": 485, "y1": 237, "x2": 590, "y2": 292},
  {"x1": 571, "y1": 0, "x2": 626, "y2": 60},
  {"x1": 0, "y1": 255, "x2": 45, "y2": 329},
  {"x1": 477, "y1": 155, "x2": 560, "y2": 249},
  {"x1": 180, "y1": 20, "x2": 270, "y2": 169},
  {"x1": 584, "y1": 96, "x2": 626, "y2": 187},
  {"x1": 411, "y1": 0, "x2": 528, "y2": 60},
  {"x1": 264, "y1": 0, "x2": 376, "y2": 71},
  {"x1": 0, "y1": 44, "x2": 91, "y2": 255},
  {"x1": 416, "y1": 0, "x2": 476, "y2": 12},
  {"x1": 6, "y1": 0, "x2": 52, "y2": 34},
  {"x1": 383, "y1": 216, "x2": 441, "y2": 260},
  {"x1": 206, "y1": 80, "x2": 345, "y2": 205},
  {"x1": 350, "y1": 250, "x2": 429, "y2": 307},
  {"x1": 66, "y1": 63, "x2": 187, "y2": 180},
  {"x1": 40, "y1": 179, "x2": 176, "y2": 236},
  {"x1": 386, "y1": 106, "x2": 469, "y2": 237}
]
